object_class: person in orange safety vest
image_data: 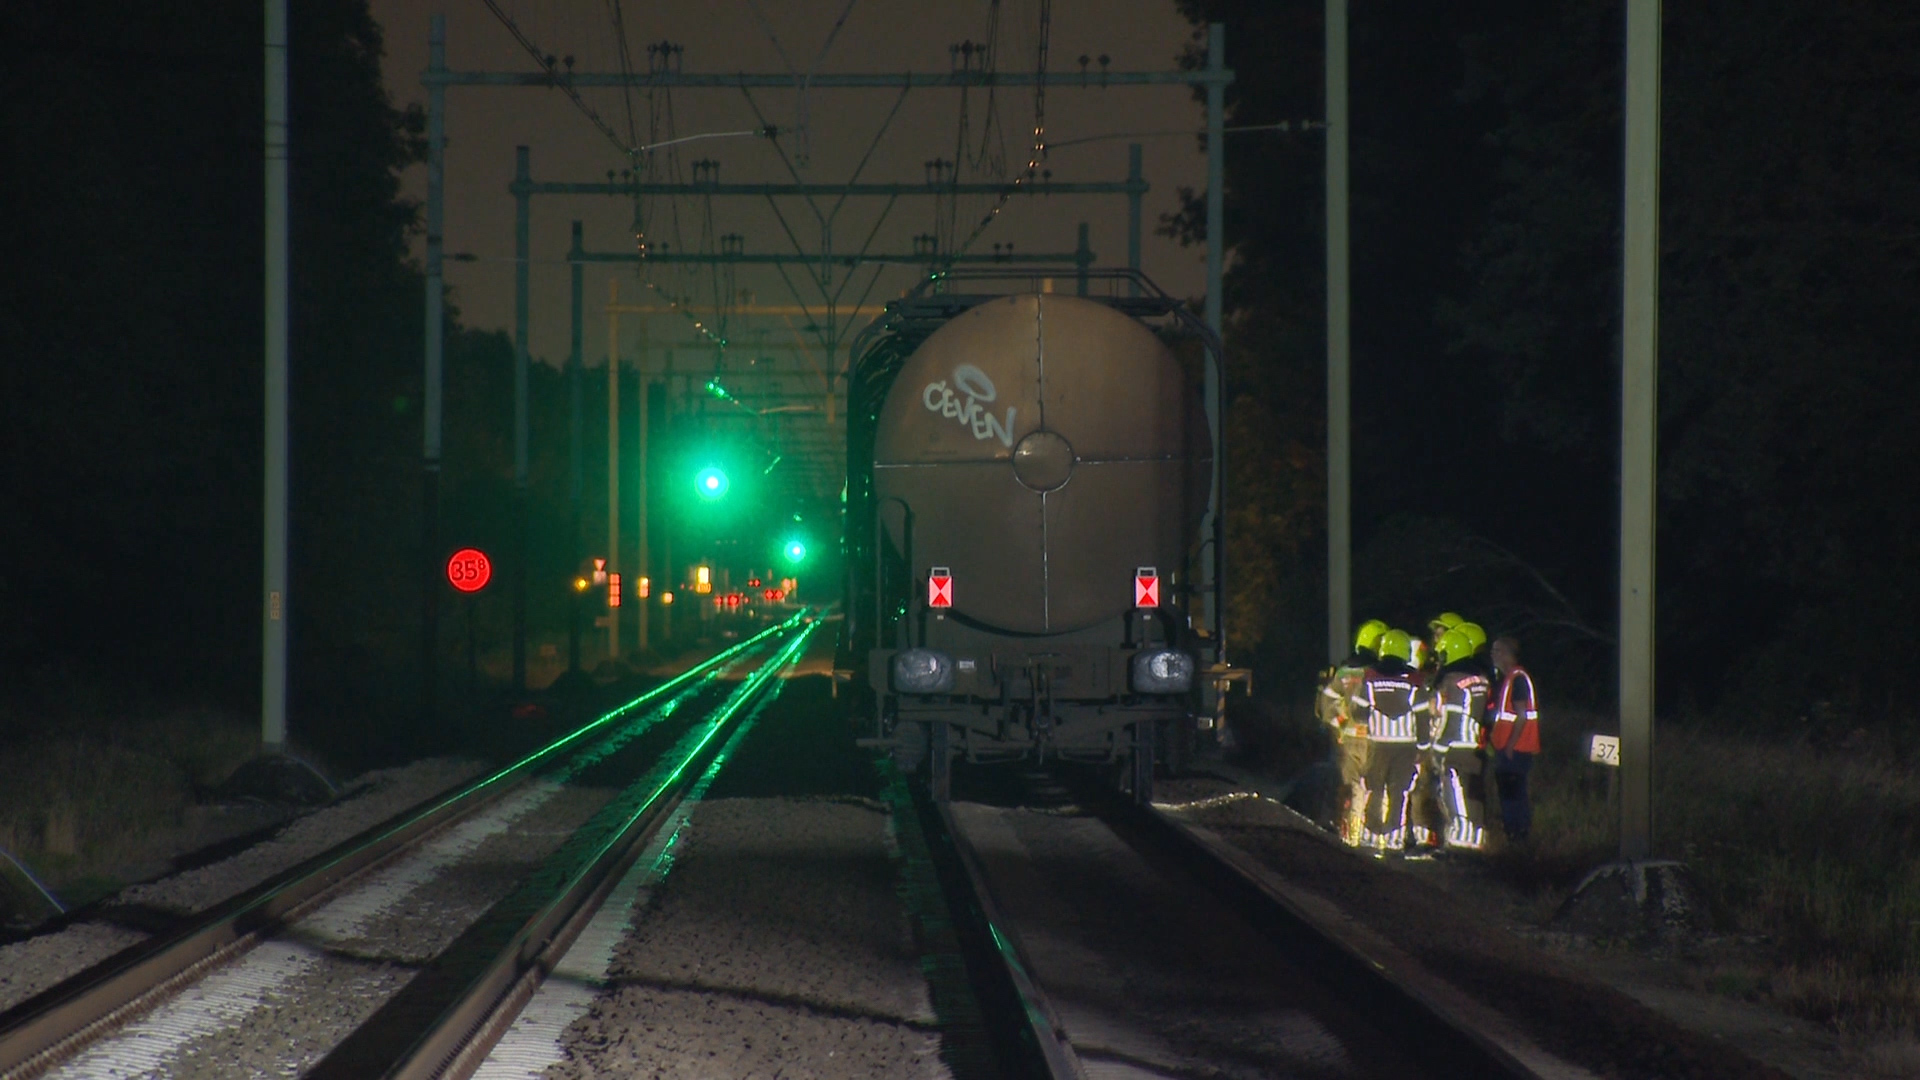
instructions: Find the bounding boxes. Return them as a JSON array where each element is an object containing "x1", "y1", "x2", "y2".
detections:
[{"x1": 1487, "y1": 635, "x2": 1540, "y2": 842}]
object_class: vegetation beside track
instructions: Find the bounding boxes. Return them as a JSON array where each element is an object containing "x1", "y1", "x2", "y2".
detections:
[
  {"x1": 1238, "y1": 698, "x2": 1920, "y2": 1049},
  {"x1": 1513, "y1": 713, "x2": 1920, "y2": 1045},
  {"x1": 0, "y1": 708, "x2": 259, "y2": 910}
]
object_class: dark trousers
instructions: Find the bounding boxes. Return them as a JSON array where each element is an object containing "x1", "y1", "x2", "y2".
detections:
[
  {"x1": 1492, "y1": 752, "x2": 1534, "y2": 841},
  {"x1": 1364, "y1": 742, "x2": 1421, "y2": 846}
]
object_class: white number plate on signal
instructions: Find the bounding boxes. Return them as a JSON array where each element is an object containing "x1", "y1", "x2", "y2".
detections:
[{"x1": 1588, "y1": 734, "x2": 1621, "y2": 766}]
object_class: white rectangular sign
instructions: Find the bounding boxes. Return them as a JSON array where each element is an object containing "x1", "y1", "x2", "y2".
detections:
[{"x1": 1588, "y1": 733, "x2": 1622, "y2": 767}]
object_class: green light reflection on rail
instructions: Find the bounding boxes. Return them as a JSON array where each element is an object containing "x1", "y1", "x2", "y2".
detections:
[{"x1": 366, "y1": 613, "x2": 809, "y2": 853}]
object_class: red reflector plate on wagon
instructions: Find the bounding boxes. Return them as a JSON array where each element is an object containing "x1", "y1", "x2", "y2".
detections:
[
  {"x1": 928, "y1": 567, "x2": 953, "y2": 609},
  {"x1": 1135, "y1": 567, "x2": 1159, "y2": 608}
]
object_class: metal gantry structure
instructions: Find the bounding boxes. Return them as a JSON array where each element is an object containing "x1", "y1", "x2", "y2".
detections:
[{"x1": 416, "y1": 12, "x2": 1233, "y2": 700}]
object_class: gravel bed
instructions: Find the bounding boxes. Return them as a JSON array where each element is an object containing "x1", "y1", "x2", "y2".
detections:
[
  {"x1": 42, "y1": 778, "x2": 616, "y2": 1080},
  {"x1": 550, "y1": 796, "x2": 948, "y2": 1080},
  {"x1": 1152, "y1": 774, "x2": 1804, "y2": 1080},
  {"x1": 0, "y1": 756, "x2": 487, "y2": 1014}
]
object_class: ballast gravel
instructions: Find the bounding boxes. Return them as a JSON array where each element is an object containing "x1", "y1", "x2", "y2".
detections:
[
  {"x1": 0, "y1": 755, "x2": 487, "y2": 1013},
  {"x1": 548, "y1": 796, "x2": 949, "y2": 1080},
  {"x1": 42, "y1": 777, "x2": 618, "y2": 1080}
]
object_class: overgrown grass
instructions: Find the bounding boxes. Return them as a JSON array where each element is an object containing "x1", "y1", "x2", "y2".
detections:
[
  {"x1": 1517, "y1": 712, "x2": 1920, "y2": 1037},
  {"x1": 0, "y1": 710, "x2": 258, "y2": 875}
]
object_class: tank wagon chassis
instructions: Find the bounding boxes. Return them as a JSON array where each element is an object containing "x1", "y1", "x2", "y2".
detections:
[{"x1": 838, "y1": 269, "x2": 1244, "y2": 802}]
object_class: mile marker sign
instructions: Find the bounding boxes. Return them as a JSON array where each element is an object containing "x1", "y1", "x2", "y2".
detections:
[{"x1": 446, "y1": 548, "x2": 492, "y2": 593}]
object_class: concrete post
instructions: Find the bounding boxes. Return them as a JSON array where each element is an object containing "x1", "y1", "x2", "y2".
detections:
[
  {"x1": 262, "y1": 0, "x2": 289, "y2": 751},
  {"x1": 568, "y1": 221, "x2": 584, "y2": 673},
  {"x1": 636, "y1": 320, "x2": 650, "y2": 654},
  {"x1": 607, "y1": 279, "x2": 621, "y2": 661},
  {"x1": 1619, "y1": 0, "x2": 1662, "y2": 861},
  {"x1": 512, "y1": 146, "x2": 530, "y2": 691},
  {"x1": 1325, "y1": 0, "x2": 1351, "y2": 663},
  {"x1": 1202, "y1": 23, "x2": 1227, "y2": 659}
]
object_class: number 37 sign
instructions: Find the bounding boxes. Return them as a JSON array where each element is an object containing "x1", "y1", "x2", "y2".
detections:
[{"x1": 446, "y1": 548, "x2": 493, "y2": 593}]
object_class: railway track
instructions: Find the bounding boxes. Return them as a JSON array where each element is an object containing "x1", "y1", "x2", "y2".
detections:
[
  {"x1": 928, "y1": 766, "x2": 1547, "y2": 1080},
  {"x1": 0, "y1": 612, "x2": 818, "y2": 1080}
]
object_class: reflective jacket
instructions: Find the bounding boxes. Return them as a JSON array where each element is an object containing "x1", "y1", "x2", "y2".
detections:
[
  {"x1": 1487, "y1": 665, "x2": 1540, "y2": 755},
  {"x1": 1350, "y1": 659, "x2": 1429, "y2": 744},
  {"x1": 1432, "y1": 663, "x2": 1490, "y2": 751}
]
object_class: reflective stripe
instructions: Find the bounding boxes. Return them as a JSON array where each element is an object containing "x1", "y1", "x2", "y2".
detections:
[{"x1": 1442, "y1": 768, "x2": 1484, "y2": 849}]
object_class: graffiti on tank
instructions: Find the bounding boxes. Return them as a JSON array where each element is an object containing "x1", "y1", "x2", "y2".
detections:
[{"x1": 922, "y1": 363, "x2": 1016, "y2": 447}]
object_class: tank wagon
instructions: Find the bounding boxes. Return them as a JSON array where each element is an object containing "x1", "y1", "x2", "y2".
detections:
[{"x1": 837, "y1": 270, "x2": 1227, "y2": 801}]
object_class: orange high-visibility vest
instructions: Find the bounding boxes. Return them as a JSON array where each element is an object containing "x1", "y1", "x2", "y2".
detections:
[{"x1": 1488, "y1": 665, "x2": 1539, "y2": 754}]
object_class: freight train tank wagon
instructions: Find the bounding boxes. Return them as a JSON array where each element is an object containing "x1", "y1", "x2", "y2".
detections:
[{"x1": 837, "y1": 271, "x2": 1230, "y2": 801}]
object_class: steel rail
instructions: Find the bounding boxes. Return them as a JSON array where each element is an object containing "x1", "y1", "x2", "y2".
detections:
[
  {"x1": 909, "y1": 781, "x2": 1084, "y2": 1080},
  {"x1": 380, "y1": 615, "x2": 821, "y2": 1080},
  {"x1": 1068, "y1": 774, "x2": 1545, "y2": 1080},
  {"x1": 0, "y1": 616, "x2": 804, "y2": 1079}
]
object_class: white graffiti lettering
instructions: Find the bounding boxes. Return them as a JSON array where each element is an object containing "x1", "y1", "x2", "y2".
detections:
[{"x1": 921, "y1": 363, "x2": 1016, "y2": 447}]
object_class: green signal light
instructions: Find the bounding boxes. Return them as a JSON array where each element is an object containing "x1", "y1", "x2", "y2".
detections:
[
  {"x1": 783, "y1": 539, "x2": 807, "y2": 564},
  {"x1": 694, "y1": 466, "x2": 730, "y2": 500}
]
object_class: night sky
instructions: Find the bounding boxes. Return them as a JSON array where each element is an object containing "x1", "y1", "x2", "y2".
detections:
[{"x1": 369, "y1": 0, "x2": 1213, "y2": 371}]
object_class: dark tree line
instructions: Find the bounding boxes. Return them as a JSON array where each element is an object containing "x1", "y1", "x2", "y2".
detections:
[
  {"x1": 0, "y1": 1, "x2": 610, "y2": 764},
  {"x1": 1174, "y1": 0, "x2": 1920, "y2": 732}
]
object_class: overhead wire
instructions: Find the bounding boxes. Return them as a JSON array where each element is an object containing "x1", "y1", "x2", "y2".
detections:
[
  {"x1": 943, "y1": 0, "x2": 1052, "y2": 265},
  {"x1": 480, "y1": 0, "x2": 630, "y2": 158}
]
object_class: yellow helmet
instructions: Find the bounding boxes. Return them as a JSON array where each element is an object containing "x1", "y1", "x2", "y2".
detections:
[
  {"x1": 1428, "y1": 611, "x2": 1464, "y2": 636},
  {"x1": 1437, "y1": 628, "x2": 1475, "y2": 666},
  {"x1": 1376, "y1": 629, "x2": 1414, "y2": 663},
  {"x1": 1458, "y1": 622, "x2": 1488, "y2": 655},
  {"x1": 1353, "y1": 618, "x2": 1389, "y2": 656}
]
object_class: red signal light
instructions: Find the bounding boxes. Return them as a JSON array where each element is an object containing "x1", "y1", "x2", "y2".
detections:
[{"x1": 609, "y1": 572, "x2": 622, "y2": 608}]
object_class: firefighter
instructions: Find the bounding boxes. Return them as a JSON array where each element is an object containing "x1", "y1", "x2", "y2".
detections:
[
  {"x1": 1431, "y1": 628, "x2": 1491, "y2": 850},
  {"x1": 1487, "y1": 635, "x2": 1541, "y2": 842},
  {"x1": 1318, "y1": 619, "x2": 1387, "y2": 845},
  {"x1": 1404, "y1": 634, "x2": 1445, "y2": 853},
  {"x1": 1352, "y1": 629, "x2": 1429, "y2": 854},
  {"x1": 1428, "y1": 611, "x2": 1464, "y2": 643}
]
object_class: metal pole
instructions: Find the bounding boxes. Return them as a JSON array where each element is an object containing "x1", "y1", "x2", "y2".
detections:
[
  {"x1": 636, "y1": 321, "x2": 650, "y2": 655},
  {"x1": 607, "y1": 278, "x2": 621, "y2": 661},
  {"x1": 421, "y1": 14, "x2": 447, "y2": 722},
  {"x1": 568, "y1": 221, "x2": 584, "y2": 673},
  {"x1": 1204, "y1": 25, "x2": 1226, "y2": 336},
  {"x1": 511, "y1": 145, "x2": 530, "y2": 691},
  {"x1": 1325, "y1": 0, "x2": 1351, "y2": 664},
  {"x1": 1074, "y1": 223, "x2": 1091, "y2": 297},
  {"x1": 262, "y1": 0, "x2": 289, "y2": 752},
  {"x1": 1619, "y1": 0, "x2": 1662, "y2": 862},
  {"x1": 1203, "y1": 23, "x2": 1227, "y2": 660},
  {"x1": 1127, "y1": 143, "x2": 1143, "y2": 296}
]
